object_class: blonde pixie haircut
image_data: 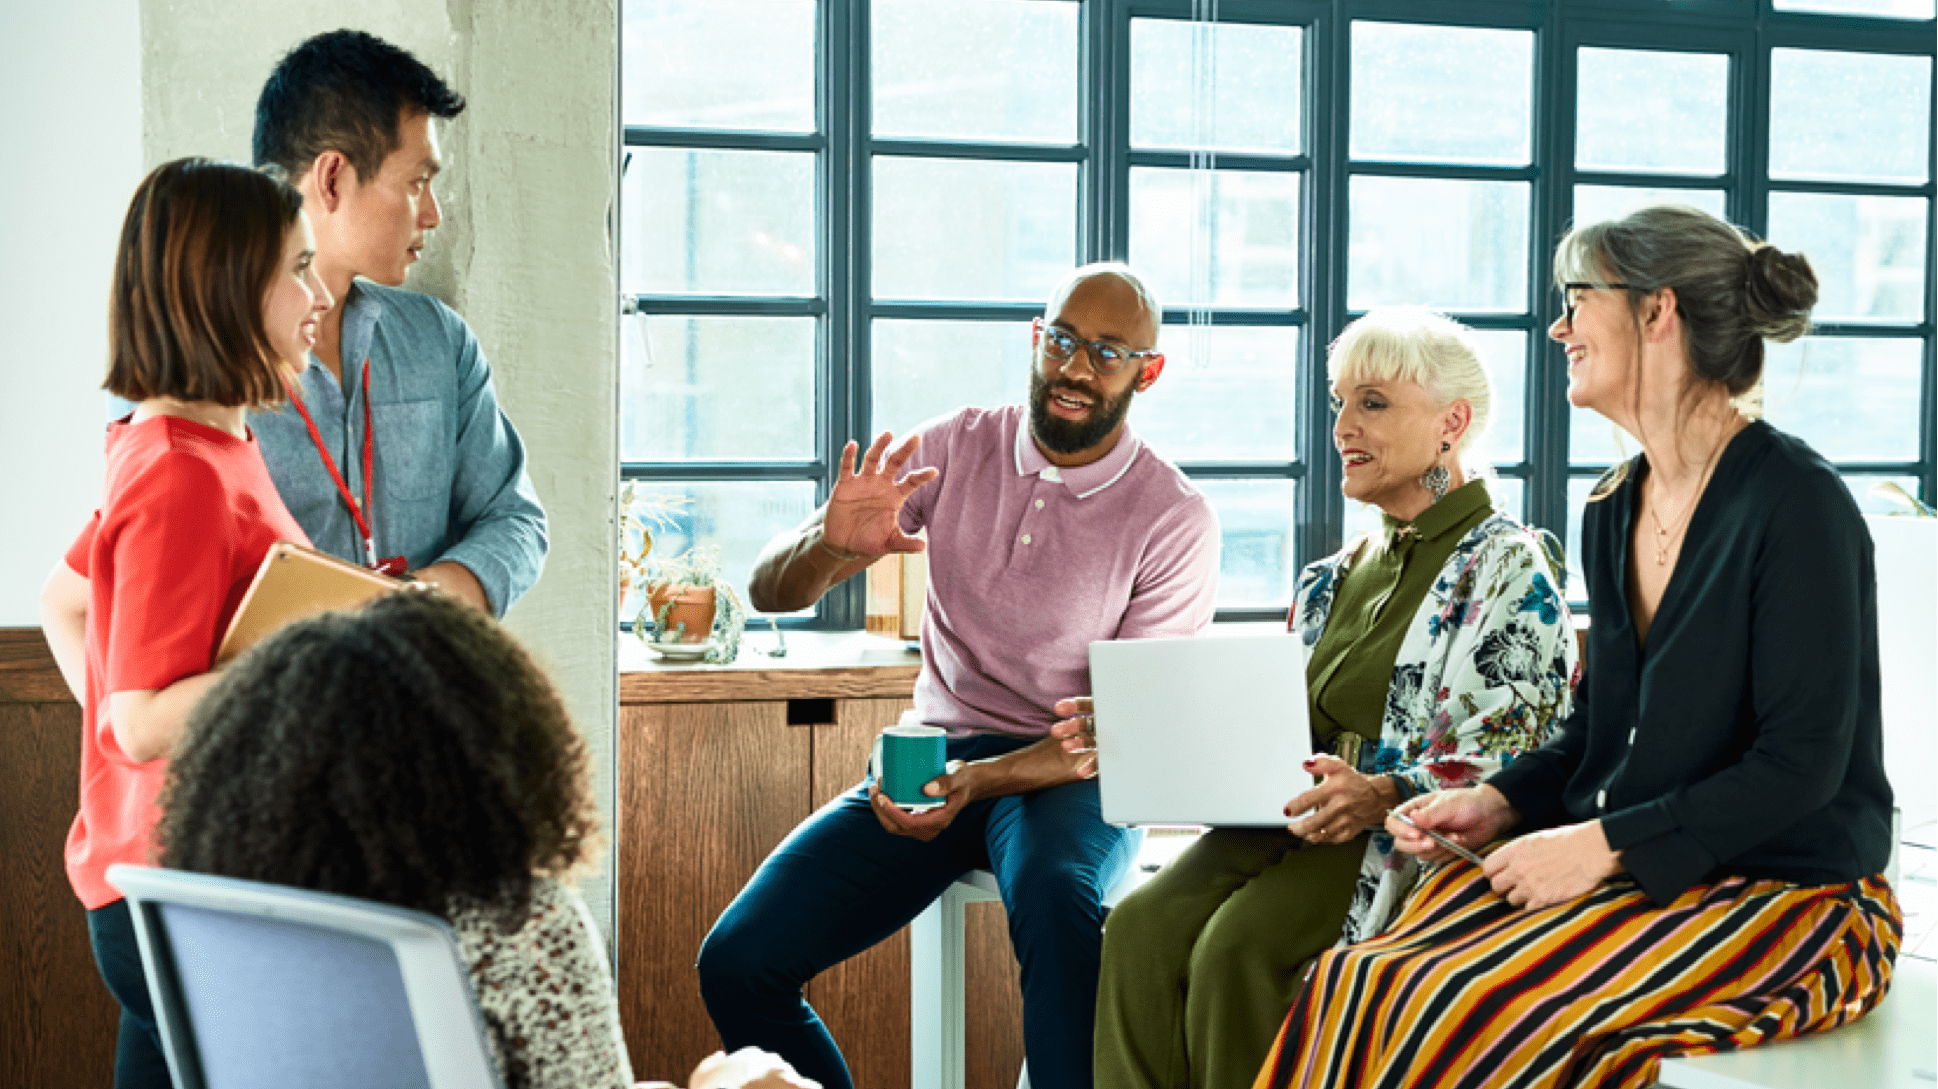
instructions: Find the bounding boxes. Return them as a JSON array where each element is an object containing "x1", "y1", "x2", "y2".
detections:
[{"x1": 1328, "y1": 307, "x2": 1494, "y2": 461}]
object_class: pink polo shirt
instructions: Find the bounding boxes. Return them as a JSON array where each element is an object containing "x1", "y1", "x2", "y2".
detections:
[{"x1": 898, "y1": 404, "x2": 1220, "y2": 739}]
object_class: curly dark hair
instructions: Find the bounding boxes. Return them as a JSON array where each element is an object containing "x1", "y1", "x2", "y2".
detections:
[{"x1": 157, "y1": 590, "x2": 598, "y2": 926}]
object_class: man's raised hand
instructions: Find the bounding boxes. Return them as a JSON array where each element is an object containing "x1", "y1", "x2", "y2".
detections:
[{"x1": 823, "y1": 432, "x2": 940, "y2": 558}]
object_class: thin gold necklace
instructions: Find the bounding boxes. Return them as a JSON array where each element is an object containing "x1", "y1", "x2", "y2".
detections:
[
  {"x1": 1645, "y1": 484, "x2": 1699, "y2": 566},
  {"x1": 1644, "y1": 420, "x2": 1739, "y2": 566}
]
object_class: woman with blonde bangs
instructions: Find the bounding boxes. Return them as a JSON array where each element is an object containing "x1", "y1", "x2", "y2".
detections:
[
  {"x1": 1251, "y1": 206, "x2": 1899, "y2": 1089},
  {"x1": 1089, "y1": 307, "x2": 1577, "y2": 1089}
]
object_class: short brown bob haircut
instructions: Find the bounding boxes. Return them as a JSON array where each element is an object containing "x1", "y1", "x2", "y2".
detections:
[{"x1": 105, "y1": 157, "x2": 306, "y2": 407}]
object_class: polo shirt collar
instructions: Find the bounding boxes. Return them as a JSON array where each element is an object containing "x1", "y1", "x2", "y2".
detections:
[{"x1": 1013, "y1": 417, "x2": 1144, "y2": 500}]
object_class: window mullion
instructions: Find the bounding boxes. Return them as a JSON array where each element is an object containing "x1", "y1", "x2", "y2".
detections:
[
  {"x1": 1927, "y1": 56, "x2": 1938, "y2": 508},
  {"x1": 1088, "y1": 0, "x2": 1130, "y2": 260},
  {"x1": 1526, "y1": 11, "x2": 1566, "y2": 539},
  {"x1": 1298, "y1": 5, "x2": 1345, "y2": 570},
  {"x1": 821, "y1": 0, "x2": 865, "y2": 628}
]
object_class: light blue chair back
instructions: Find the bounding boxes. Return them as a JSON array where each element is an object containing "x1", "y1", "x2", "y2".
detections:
[{"x1": 107, "y1": 864, "x2": 505, "y2": 1089}]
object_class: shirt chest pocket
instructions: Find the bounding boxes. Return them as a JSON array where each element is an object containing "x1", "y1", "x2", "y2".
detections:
[{"x1": 373, "y1": 400, "x2": 451, "y2": 503}]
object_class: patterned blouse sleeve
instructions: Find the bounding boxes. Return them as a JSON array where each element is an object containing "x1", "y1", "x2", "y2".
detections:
[
  {"x1": 453, "y1": 878, "x2": 635, "y2": 1089},
  {"x1": 1389, "y1": 526, "x2": 1578, "y2": 799}
]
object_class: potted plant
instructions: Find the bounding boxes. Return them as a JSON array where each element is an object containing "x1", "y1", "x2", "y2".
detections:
[
  {"x1": 619, "y1": 484, "x2": 746, "y2": 664},
  {"x1": 619, "y1": 483, "x2": 682, "y2": 620}
]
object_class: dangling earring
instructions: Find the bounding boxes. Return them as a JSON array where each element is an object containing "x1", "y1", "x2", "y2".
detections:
[{"x1": 1419, "y1": 441, "x2": 1452, "y2": 503}]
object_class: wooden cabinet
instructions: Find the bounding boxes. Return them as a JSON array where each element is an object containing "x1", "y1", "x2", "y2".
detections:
[
  {"x1": 616, "y1": 636, "x2": 1025, "y2": 1089},
  {"x1": 616, "y1": 698, "x2": 813, "y2": 1077},
  {"x1": 0, "y1": 630, "x2": 119, "y2": 1089}
]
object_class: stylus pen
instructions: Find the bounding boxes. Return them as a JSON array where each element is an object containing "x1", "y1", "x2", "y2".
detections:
[{"x1": 1389, "y1": 810, "x2": 1486, "y2": 866}]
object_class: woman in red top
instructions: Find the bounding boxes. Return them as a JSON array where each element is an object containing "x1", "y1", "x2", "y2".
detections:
[{"x1": 38, "y1": 157, "x2": 332, "y2": 1088}]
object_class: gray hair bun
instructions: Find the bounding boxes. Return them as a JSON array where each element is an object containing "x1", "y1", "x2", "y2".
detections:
[{"x1": 1744, "y1": 245, "x2": 1817, "y2": 345}]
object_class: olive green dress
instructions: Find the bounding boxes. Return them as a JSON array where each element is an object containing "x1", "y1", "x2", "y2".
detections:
[{"x1": 1093, "y1": 480, "x2": 1493, "y2": 1089}]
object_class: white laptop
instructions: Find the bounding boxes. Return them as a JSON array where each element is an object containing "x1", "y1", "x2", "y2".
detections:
[{"x1": 1089, "y1": 634, "x2": 1313, "y2": 827}]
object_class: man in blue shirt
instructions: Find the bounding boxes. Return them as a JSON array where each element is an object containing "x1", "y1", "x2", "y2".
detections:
[{"x1": 249, "y1": 29, "x2": 546, "y2": 616}]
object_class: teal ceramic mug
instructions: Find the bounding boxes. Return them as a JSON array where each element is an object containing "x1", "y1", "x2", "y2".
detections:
[{"x1": 872, "y1": 724, "x2": 948, "y2": 810}]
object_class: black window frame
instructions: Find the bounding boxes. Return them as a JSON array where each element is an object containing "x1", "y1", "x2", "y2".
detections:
[{"x1": 621, "y1": 0, "x2": 1938, "y2": 628}]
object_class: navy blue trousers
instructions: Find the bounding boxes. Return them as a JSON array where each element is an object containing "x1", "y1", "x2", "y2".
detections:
[
  {"x1": 88, "y1": 898, "x2": 172, "y2": 1089},
  {"x1": 698, "y1": 734, "x2": 1138, "y2": 1089}
]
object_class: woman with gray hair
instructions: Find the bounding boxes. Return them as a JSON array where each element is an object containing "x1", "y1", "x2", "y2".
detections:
[
  {"x1": 1250, "y1": 205, "x2": 1898, "y2": 1089},
  {"x1": 1087, "y1": 307, "x2": 1578, "y2": 1089}
]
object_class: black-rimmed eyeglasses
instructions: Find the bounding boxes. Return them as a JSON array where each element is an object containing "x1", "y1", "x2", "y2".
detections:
[
  {"x1": 1558, "y1": 282, "x2": 1636, "y2": 327},
  {"x1": 1034, "y1": 318, "x2": 1161, "y2": 377}
]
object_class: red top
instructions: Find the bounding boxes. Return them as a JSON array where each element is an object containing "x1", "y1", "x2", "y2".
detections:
[{"x1": 63, "y1": 415, "x2": 309, "y2": 910}]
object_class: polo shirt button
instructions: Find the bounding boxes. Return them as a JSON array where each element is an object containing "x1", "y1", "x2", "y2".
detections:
[
  {"x1": 1021, "y1": 534, "x2": 1032, "y2": 545},
  {"x1": 1034, "y1": 499, "x2": 1044, "y2": 509},
  {"x1": 1597, "y1": 789, "x2": 1607, "y2": 810}
]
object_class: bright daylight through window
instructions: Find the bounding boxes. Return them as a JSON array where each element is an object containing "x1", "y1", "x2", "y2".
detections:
[{"x1": 621, "y1": 0, "x2": 1936, "y2": 625}]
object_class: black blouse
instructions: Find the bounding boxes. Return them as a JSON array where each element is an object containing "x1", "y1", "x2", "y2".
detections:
[{"x1": 1488, "y1": 421, "x2": 1893, "y2": 904}]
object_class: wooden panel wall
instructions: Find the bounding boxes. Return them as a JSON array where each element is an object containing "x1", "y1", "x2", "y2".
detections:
[
  {"x1": 1, "y1": 629, "x2": 118, "y2": 1089},
  {"x1": 805, "y1": 698, "x2": 915, "y2": 1089},
  {"x1": 616, "y1": 700, "x2": 811, "y2": 1084},
  {"x1": 618, "y1": 694, "x2": 1027, "y2": 1089}
]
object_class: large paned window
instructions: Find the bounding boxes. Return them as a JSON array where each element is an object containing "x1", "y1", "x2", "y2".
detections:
[{"x1": 622, "y1": 0, "x2": 1937, "y2": 626}]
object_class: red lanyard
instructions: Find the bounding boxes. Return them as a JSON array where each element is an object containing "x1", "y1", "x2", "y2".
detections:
[{"x1": 286, "y1": 359, "x2": 402, "y2": 574}]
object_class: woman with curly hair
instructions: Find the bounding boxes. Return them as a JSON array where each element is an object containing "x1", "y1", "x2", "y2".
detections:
[
  {"x1": 156, "y1": 589, "x2": 812, "y2": 1089},
  {"x1": 1082, "y1": 307, "x2": 1578, "y2": 1089},
  {"x1": 1251, "y1": 205, "x2": 1898, "y2": 1089}
]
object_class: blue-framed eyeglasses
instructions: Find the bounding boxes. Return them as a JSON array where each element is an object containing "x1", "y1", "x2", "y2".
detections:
[{"x1": 1034, "y1": 318, "x2": 1161, "y2": 377}]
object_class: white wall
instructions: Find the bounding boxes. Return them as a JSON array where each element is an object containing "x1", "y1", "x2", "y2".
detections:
[
  {"x1": 1870, "y1": 516, "x2": 1937, "y2": 832},
  {"x1": 0, "y1": 2, "x2": 144, "y2": 619},
  {"x1": 2, "y1": 1, "x2": 620, "y2": 936}
]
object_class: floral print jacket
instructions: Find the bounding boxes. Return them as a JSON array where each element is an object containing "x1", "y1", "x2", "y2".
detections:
[{"x1": 1293, "y1": 512, "x2": 1578, "y2": 942}]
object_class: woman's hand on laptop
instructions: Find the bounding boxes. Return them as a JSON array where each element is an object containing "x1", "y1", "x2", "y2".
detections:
[
  {"x1": 1285, "y1": 754, "x2": 1400, "y2": 845},
  {"x1": 1049, "y1": 696, "x2": 1098, "y2": 778}
]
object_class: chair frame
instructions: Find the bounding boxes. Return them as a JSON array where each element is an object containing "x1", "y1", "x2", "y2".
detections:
[{"x1": 107, "y1": 863, "x2": 506, "y2": 1089}]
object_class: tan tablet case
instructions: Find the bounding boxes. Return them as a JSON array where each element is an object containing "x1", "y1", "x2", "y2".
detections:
[{"x1": 214, "y1": 541, "x2": 402, "y2": 665}]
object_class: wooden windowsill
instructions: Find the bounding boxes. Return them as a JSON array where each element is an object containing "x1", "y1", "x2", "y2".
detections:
[
  {"x1": 619, "y1": 630, "x2": 921, "y2": 704},
  {"x1": 0, "y1": 624, "x2": 925, "y2": 707}
]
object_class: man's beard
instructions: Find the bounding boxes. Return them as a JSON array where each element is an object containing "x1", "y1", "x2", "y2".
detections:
[{"x1": 1029, "y1": 368, "x2": 1136, "y2": 456}]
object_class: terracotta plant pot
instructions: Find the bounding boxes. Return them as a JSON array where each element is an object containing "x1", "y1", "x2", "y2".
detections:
[{"x1": 644, "y1": 584, "x2": 716, "y2": 643}]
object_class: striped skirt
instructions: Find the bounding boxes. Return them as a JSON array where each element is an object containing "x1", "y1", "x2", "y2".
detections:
[{"x1": 1252, "y1": 859, "x2": 1901, "y2": 1089}]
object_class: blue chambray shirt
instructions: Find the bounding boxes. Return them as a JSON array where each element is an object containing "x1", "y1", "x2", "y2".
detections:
[{"x1": 248, "y1": 281, "x2": 548, "y2": 616}]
